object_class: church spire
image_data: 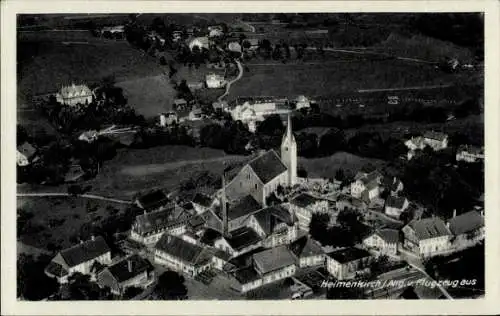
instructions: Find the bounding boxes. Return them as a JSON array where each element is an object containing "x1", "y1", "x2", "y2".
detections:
[
  {"x1": 281, "y1": 112, "x2": 297, "y2": 186},
  {"x1": 287, "y1": 112, "x2": 292, "y2": 139}
]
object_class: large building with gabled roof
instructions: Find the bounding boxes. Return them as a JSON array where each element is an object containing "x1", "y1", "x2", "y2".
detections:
[{"x1": 402, "y1": 217, "x2": 452, "y2": 258}]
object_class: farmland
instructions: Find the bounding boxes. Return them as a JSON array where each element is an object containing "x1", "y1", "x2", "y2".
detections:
[
  {"x1": 299, "y1": 151, "x2": 386, "y2": 180},
  {"x1": 81, "y1": 145, "x2": 248, "y2": 199}
]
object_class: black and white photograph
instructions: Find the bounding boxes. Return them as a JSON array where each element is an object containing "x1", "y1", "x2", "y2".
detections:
[{"x1": 3, "y1": 1, "x2": 499, "y2": 313}]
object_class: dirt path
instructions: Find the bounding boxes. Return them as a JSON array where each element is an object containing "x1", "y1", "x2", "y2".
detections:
[
  {"x1": 120, "y1": 155, "x2": 240, "y2": 177},
  {"x1": 17, "y1": 192, "x2": 132, "y2": 204},
  {"x1": 218, "y1": 59, "x2": 243, "y2": 102}
]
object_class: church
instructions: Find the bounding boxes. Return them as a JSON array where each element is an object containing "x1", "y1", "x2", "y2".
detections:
[{"x1": 224, "y1": 114, "x2": 297, "y2": 207}]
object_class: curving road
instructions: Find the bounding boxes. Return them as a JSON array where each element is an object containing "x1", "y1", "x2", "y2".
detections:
[
  {"x1": 17, "y1": 192, "x2": 133, "y2": 205},
  {"x1": 217, "y1": 59, "x2": 244, "y2": 102}
]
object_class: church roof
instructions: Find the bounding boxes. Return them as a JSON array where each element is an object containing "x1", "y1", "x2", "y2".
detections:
[
  {"x1": 248, "y1": 150, "x2": 287, "y2": 184},
  {"x1": 228, "y1": 195, "x2": 262, "y2": 220}
]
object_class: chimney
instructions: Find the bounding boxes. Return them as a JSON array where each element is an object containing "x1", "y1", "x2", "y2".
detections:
[
  {"x1": 127, "y1": 259, "x2": 132, "y2": 273},
  {"x1": 221, "y1": 171, "x2": 228, "y2": 238}
]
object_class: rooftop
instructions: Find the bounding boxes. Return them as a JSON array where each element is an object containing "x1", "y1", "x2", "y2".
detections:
[
  {"x1": 448, "y1": 211, "x2": 484, "y2": 236},
  {"x1": 375, "y1": 229, "x2": 400, "y2": 244},
  {"x1": 233, "y1": 266, "x2": 260, "y2": 284},
  {"x1": 289, "y1": 236, "x2": 324, "y2": 258},
  {"x1": 17, "y1": 142, "x2": 37, "y2": 158},
  {"x1": 227, "y1": 195, "x2": 262, "y2": 221},
  {"x1": 252, "y1": 246, "x2": 296, "y2": 274},
  {"x1": 105, "y1": 254, "x2": 154, "y2": 283},
  {"x1": 224, "y1": 226, "x2": 262, "y2": 251},
  {"x1": 155, "y1": 234, "x2": 212, "y2": 266},
  {"x1": 327, "y1": 247, "x2": 371, "y2": 264},
  {"x1": 407, "y1": 217, "x2": 451, "y2": 240},
  {"x1": 133, "y1": 207, "x2": 176, "y2": 236},
  {"x1": 59, "y1": 236, "x2": 110, "y2": 267},
  {"x1": 385, "y1": 196, "x2": 408, "y2": 209},
  {"x1": 253, "y1": 205, "x2": 295, "y2": 235},
  {"x1": 192, "y1": 193, "x2": 213, "y2": 208},
  {"x1": 423, "y1": 131, "x2": 448, "y2": 142},
  {"x1": 248, "y1": 150, "x2": 288, "y2": 184},
  {"x1": 136, "y1": 190, "x2": 171, "y2": 211}
]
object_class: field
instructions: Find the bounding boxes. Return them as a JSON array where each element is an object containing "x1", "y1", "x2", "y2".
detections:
[
  {"x1": 229, "y1": 59, "x2": 471, "y2": 100},
  {"x1": 299, "y1": 151, "x2": 386, "y2": 179},
  {"x1": 18, "y1": 196, "x2": 127, "y2": 250},
  {"x1": 81, "y1": 145, "x2": 248, "y2": 199}
]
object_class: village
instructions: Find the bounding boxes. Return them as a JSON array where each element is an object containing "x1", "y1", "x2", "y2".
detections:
[{"x1": 16, "y1": 13, "x2": 485, "y2": 301}]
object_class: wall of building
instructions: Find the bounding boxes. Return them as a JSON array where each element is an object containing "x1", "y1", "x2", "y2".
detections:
[
  {"x1": 326, "y1": 256, "x2": 371, "y2": 280},
  {"x1": 299, "y1": 254, "x2": 325, "y2": 268},
  {"x1": 226, "y1": 165, "x2": 264, "y2": 205}
]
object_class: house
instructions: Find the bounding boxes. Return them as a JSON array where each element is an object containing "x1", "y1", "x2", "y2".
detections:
[
  {"x1": 188, "y1": 108, "x2": 203, "y2": 121},
  {"x1": 97, "y1": 254, "x2": 156, "y2": 295},
  {"x1": 45, "y1": 236, "x2": 111, "y2": 283},
  {"x1": 188, "y1": 36, "x2": 210, "y2": 51},
  {"x1": 242, "y1": 38, "x2": 259, "y2": 51},
  {"x1": 206, "y1": 73, "x2": 226, "y2": 89},
  {"x1": 363, "y1": 229, "x2": 399, "y2": 256},
  {"x1": 288, "y1": 236, "x2": 325, "y2": 268},
  {"x1": 64, "y1": 164, "x2": 85, "y2": 183},
  {"x1": 214, "y1": 226, "x2": 263, "y2": 258},
  {"x1": 252, "y1": 246, "x2": 296, "y2": 285},
  {"x1": 404, "y1": 136, "x2": 426, "y2": 160},
  {"x1": 423, "y1": 131, "x2": 448, "y2": 151},
  {"x1": 56, "y1": 83, "x2": 93, "y2": 106},
  {"x1": 246, "y1": 204, "x2": 299, "y2": 248},
  {"x1": 209, "y1": 28, "x2": 224, "y2": 38},
  {"x1": 326, "y1": 247, "x2": 372, "y2": 280},
  {"x1": 173, "y1": 98, "x2": 188, "y2": 110},
  {"x1": 402, "y1": 217, "x2": 452, "y2": 258},
  {"x1": 228, "y1": 41, "x2": 242, "y2": 53},
  {"x1": 155, "y1": 234, "x2": 214, "y2": 277},
  {"x1": 456, "y1": 145, "x2": 484, "y2": 163},
  {"x1": 17, "y1": 142, "x2": 37, "y2": 167},
  {"x1": 448, "y1": 210, "x2": 484, "y2": 247},
  {"x1": 134, "y1": 190, "x2": 172, "y2": 213},
  {"x1": 288, "y1": 193, "x2": 329, "y2": 231},
  {"x1": 159, "y1": 112, "x2": 178, "y2": 127},
  {"x1": 129, "y1": 205, "x2": 189, "y2": 245},
  {"x1": 350, "y1": 170, "x2": 383, "y2": 203},
  {"x1": 295, "y1": 95, "x2": 311, "y2": 109},
  {"x1": 384, "y1": 196, "x2": 410, "y2": 218},
  {"x1": 187, "y1": 81, "x2": 204, "y2": 91},
  {"x1": 192, "y1": 193, "x2": 214, "y2": 214}
]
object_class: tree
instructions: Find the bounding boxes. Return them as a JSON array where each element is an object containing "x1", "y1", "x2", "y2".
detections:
[
  {"x1": 319, "y1": 128, "x2": 346, "y2": 156},
  {"x1": 154, "y1": 270, "x2": 187, "y2": 300},
  {"x1": 18, "y1": 254, "x2": 58, "y2": 300},
  {"x1": 309, "y1": 213, "x2": 330, "y2": 245},
  {"x1": 123, "y1": 286, "x2": 143, "y2": 299},
  {"x1": 256, "y1": 114, "x2": 284, "y2": 136},
  {"x1": 334, "y1": 168, "x2": 345, "y2": 182}
]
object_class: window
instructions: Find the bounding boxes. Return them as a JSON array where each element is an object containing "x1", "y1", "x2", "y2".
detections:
[{"x1": 255, "y1": 184, "x2": 257, "y2": 190}]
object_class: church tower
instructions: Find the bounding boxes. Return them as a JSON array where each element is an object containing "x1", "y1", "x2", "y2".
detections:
[{"x1": 281, "y1": 113, "x2": 297, "y2": 186}]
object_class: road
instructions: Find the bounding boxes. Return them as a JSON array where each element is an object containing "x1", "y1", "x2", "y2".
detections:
[
  {"x1": 217, "y1": 59, "x2": 244, "y2": 102},
  {"x1": 365, "y1": 267, "x2": 423, "y2": 298},
  {"x1": 17, "y1": 192, "x2": 133, "y2": 205},
  {"x1": 358, "y1": 84, "x2": 455, "y2": 93}
]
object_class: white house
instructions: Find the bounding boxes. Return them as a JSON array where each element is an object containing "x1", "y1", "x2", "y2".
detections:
[
  {"x1": 188, "y1": 37, "x2": 210, "y2": 51},
  {"x1": 56, "y1": 83, "x2": 93, "y2": 106},
  {"x1": 326, "y1": 247, "x2": 372, "y2": 280},
  {"x1": 295, "y1": 95, "x2": 311, "y2": 109},
  {"x1": 288, "y1": 193, "x2": 329, "y2": 231},
  {"x1": 206, "y1": 73, "x2": 226, "y2": 89},
  {"x1": 384, "y1": 196, "x2": 410, "y2": 218},
  {"x1": 213, "y1": 226, "x2": 263, "y2": 258},
  {"x1": 456, "y1": 145, "x2": 484, "y2": 163},
  {"x1": 402, "y1": 217, "x2": 452, "y2": 258},
  {"x1": 363, "y1": 229, "x2": 399, "y2": 256},
  {"x1": 288, "y1": 236, "x2": 325, "y2": 268},
  {"x1": 45, "y1": 236, "x2": 111, "y2": 283},
  {"x1": 350, "y1": 170, "x2": 383, "y2": 203},
  {"x1": 155, "y1": 234, "x2": 213, "y2": 277},
  {"x1": 159, "y1": 112, "x2": 178, "y2": 127},
  {"x1": 17, "y1": 142, "x2": 37, "y2": 167},
  {"x1": 423, "y1": 131, "x2": 448, "y2": 151}
]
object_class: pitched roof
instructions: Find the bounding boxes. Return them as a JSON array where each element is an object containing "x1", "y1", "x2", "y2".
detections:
[
  {"x1": 290, "y1": 193, "x2": 322, "y2": 208},
  {"x1": 228, "y1": 195, "x2": 262, "y2": 220},
  {"x1": 448, "y1": 211, "x2": 484, "y2": 235},
  {"x1": 199, "y1": 228, "x2": 222, "y2": 246},
  {"x1": 375, "y1": 229, "x2": 399, "y2": 244},
  {"x1": 253, "y1": 205, "x2": 295, "y2": 235},
  {"x1": 224, "y1": 226, "x2": 262, "y2": 251},
  {"x1": 59, "y1": 236, "x2": 110, "y2": 267},
  {"x1": 248, "y1": 150, "x2": 287, "y2": 184},
  {"x1": 105, "y1": 254, "x2": 153, "y2": 283},
  {"x1": 407, "y1": 217, "x2": 451, "y2": 240},
  {"x1": 136, "y1": 190, "x2": 170, "y2": 211},
  {"x1": 155, "y1": 234, "x2": 211, "y2": 266},
  {"x1": 327, "y1": 247, "x2": 371, "y2": 264},
  {"x1": 133, "y1": 207, "x2": 176, "y2": 235},
  {"x1": 252, "y1": 246, "x2": 296, "y2": 274},
  {"x1": 17, "y1": 142, "x2": 37, "y2": 158},
  {"x1": 289, "y1": 236, "x2": 324, "y2": 258},
  {"x1": 192, "y1": 193, "x2": 213, "y2": 208},
  {"x1": 45, "y1": 261, "x2": 68, "y2": 277},
  {"x1": 423, "y1": 131, "x2": 448, "y2": 141},
  {"x1": 233, "y1": 266, "x2": 260, "y2": 284},
  {"x1": 385, "y1": 196, "x2": 408, "y2": 209}
]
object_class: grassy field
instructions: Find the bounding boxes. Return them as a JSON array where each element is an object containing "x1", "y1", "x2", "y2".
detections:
[
  {"x1": 299, "y1": 151, "x2": 386, "y2": 179},
  {"x1": 229, "y1": 59, "x2": 470, "y2": 100},
  {"x1": 81, "y1": 145, "x2": 248, "y2": 199},
  {"x1": 18, "y1": 196, "x2": 127, "y2": 250}
]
